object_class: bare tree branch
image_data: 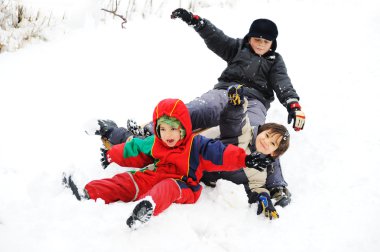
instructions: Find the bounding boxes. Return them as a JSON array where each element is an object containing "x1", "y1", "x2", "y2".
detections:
[{"x1": 101, "y1": 0, "x2": 127, "y2": 29}]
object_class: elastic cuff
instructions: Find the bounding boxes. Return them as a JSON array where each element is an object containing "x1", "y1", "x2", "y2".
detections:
[
  {"x1": 289, "y1": 102, "x2": 301, "y2": 110},
  {"x1": 285, "y1": 98, "x2": 299, "y2": 105},
  {"x1": 194, "y1": 18, "x2": 206, "y2": 31}
]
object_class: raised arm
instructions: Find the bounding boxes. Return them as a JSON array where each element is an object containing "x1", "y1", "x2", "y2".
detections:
[{"x1": 171, "y1": 8, "x2": 240, "y2": 62}]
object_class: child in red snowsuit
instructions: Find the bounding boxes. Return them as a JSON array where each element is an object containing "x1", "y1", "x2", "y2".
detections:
[{"x1": 80, "y1": 98, "x2": 272, "y2": 229}]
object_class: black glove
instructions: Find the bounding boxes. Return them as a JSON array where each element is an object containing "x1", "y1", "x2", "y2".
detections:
[
  {"x1": 270, "y1": 187, "x2": 292, "y2": 207},
  {"x1": 245, "y1": 152, "x2": 274, "y2": 171},
  {"x1": 100, "y1": 148, "x2": 110, "y2": 169},
  {"x1": 257, "y1": 192, "x2": 279, "y2": 219},
  {"x1": 95, "y1": 119, "x2": 118, "y2": 138},
  {"x1": 171, "y1": 8, "x2": 203, "y2": 28},
  {"x1": 227, "y1": 84, "x2": 245, "y2": 106},
  {"x1": 287, "y1": 101, "x2": 305, "y2": 131}
]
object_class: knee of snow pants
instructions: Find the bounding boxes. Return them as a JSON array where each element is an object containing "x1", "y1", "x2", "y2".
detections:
[
  {"x1": 246, "y1": 98, "x2": 267, "y2": 127},
  {"x1": 186, "y1": 89, "x2": 228, "y2": 130},
  {"x1": 85, "y1": 172, "x2": 138, "y2": 204},
  {"x1": 174, "y1": 180, "x2": 201, "y2": 204},
  {"x1": 139, "y1": 179, "x2": 200, "y2": 216},
  {"x1": 139, "y1": 178, "x2": 182, "y2": 216}
]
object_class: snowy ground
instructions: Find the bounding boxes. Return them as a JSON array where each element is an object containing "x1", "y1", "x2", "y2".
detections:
[{"x1": 1, "y1": 0, "x2": 380, "y2": 251}]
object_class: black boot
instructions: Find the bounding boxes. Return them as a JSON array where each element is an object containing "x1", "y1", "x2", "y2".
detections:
[
  {"x1": 126, "y1": 119, "x2": 145, "y2": 136},
  {"x1": 126, "y1": 200, "x2": 154, "y2": 230},
  {"x1": 270, "y1": 186, "x2": 292, "y2": 207},
  {"x1": 227, "y1": 84, "x2": 245, "y2": 106},
  {"x1": 62, "y1": 173, "x2": 89, "y2": 201},
  {"x1": 97, "y1": 119, "x2": 147, "y2": 148},
  {"x1": 95, "y1": 119, "x2": 118, "y2": 138}
]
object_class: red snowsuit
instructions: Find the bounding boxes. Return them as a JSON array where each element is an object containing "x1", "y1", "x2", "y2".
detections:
[{"x1": 85, "y1": 99, "x2": 247, "y2": 215}]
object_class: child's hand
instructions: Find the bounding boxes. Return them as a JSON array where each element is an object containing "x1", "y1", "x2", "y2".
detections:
[
  {"x1": 100, "y1": 148, "x2": 110, "y2": 169},
  {"x1": 257, "y1": 192, "x2": 279, "y2": 219},
  {"x1": 245, "y1": 152, "x2": 274, "y2": 171},
  {"x1": 171, "y1": 8, "x2": 202, "y2": 27},
  {"x1": 287, "y1": 102, "x2": 305, "y2": 131}
]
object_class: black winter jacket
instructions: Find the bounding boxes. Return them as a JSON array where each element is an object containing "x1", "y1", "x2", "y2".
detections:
[{"x1": 195, "y1": 19, "x2": 300, "y2": 110}]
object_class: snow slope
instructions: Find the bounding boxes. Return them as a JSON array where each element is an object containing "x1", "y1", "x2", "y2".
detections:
[{"x1": 1, "y1": 0, "x2": 379, "y2": 251}]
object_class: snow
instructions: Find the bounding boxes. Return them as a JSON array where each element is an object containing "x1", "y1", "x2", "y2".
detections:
[{"x1": 1, "y1": 0, "x2": 380, "y2": 251}]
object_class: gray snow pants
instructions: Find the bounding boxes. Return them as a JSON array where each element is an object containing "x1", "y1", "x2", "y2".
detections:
[{"x1": 186, "y1": 89, "x2": 287, "y2": 188}]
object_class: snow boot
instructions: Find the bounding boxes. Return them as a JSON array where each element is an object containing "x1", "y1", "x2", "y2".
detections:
[
  {"x1": 96, "y1": 119, "x2": 150, "y2": 150},
  {"x1": 95, "y1": 119, "x2": 123, "y2": 150},
  {"x1": 270, "y1": 186, "x2": 292, "y2": 207},
  {"x1": 94, "y1": 119, "x2": 118, "y2": 138},
  {"x1": 142, "y1": 122, "x2": 154, "y2": 136},
  {"x1": 126, "y1": 119, "x2": 145, "y2": 136},
  {"x1": 62, "y1": 173, "x2": 89, "y2": 201},
  {"x1": 126, "y1": 199, "x2": 155, "y2": 230},
  {"x1": 227, "y1": 84, "x2": 245, "y2": 106}
]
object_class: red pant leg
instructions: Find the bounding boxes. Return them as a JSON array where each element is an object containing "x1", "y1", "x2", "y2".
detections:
[
  {"x1": 85, "y1": 172, "x2": 137, "y2": 204},
  {"x1": 174, "y1": 187, "x2": 199, "y2": 204},
  {"x1": 141, "y1": 179, "x2": 200, "y2": 216},
  {"x1": 139, "y1": 179, "x2": 181, "y2": 216},
  {"x1": 174, "y1": 180, "x2": 202, "y2": 204},
  {"x1": 85, "y1": 170, "x2": 161, "y2": 204}
]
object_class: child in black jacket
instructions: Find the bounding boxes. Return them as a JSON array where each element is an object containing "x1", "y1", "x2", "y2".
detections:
[{"x1": 169, "y1": 9, "x2": 302, "y2": 208}]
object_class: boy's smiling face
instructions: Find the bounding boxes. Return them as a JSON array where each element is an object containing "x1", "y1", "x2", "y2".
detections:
[
  {"x1": 159, "y1": 122, "x2": 182, "y2": 147},
  {"x1": 249, "y1": 37, "x2": 272, "y2": 56},
  {"x1": 255, "y1": 130, "x2": 282, "y2": 156}
]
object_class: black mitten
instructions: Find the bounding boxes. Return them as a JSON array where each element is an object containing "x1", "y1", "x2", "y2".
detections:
[
  {"x1": 100, "y1": 148, "x2": 110, "y2": 169},
  {"x1": 245, "y1": 152, "x2": 274, "y2": 171}
]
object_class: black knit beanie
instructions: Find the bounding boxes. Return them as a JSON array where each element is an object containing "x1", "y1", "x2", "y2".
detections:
[{"x1": 247, "y1": 18, "x2": 278, "y2": 41}]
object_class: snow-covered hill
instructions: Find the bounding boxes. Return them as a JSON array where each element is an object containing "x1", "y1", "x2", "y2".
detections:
[{"x1": 1, "y1": 0, "x2": 379, "y2": 251}]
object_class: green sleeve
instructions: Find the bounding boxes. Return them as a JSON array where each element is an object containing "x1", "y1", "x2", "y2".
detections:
[{"x1": 123, "y1": 135, "x2": 154, "y2": 158}]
